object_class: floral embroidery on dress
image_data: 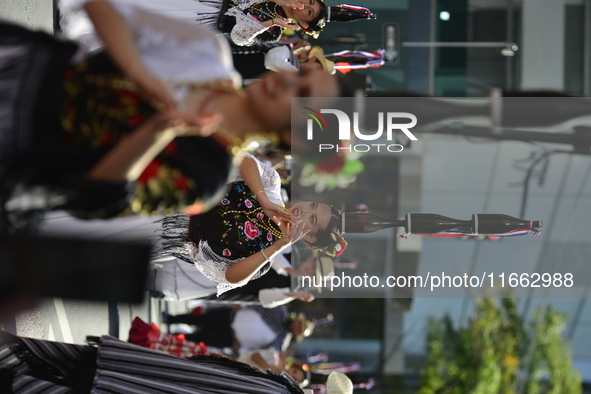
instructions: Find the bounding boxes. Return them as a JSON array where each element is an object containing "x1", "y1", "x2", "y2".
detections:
[
  {"x1": 217, "y1": 182, "x2": 281, "y2": 252},
  {"x1": 244, "y1": 221, "x2": 260, "y2": 240}
]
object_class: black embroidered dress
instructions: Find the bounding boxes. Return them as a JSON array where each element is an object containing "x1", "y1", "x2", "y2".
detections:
[
  {"x1": 159, "y1": 181, "x2": 284, "y2": 295},
  {"x1": 0, "y1": 17, "x2": 235, "y2": 231}
]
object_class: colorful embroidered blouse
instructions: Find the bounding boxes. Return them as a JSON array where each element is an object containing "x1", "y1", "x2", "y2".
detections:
[
  {"x1": 187, "y1": 181, "x2": 283, "y2": 295},
  {"x1": 224, "y1": 1, "x2": 288, "y2": 46}
]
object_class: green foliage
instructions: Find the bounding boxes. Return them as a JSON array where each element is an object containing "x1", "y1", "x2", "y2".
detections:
[{"x1": 418, "y1": 298, "x2": 582, "y2": 394}]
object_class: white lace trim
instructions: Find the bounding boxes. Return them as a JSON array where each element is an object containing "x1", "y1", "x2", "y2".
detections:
[
  {"x1": 188, "y1": 240, "x2": 248, "y2": 296},
  {"x1": 226, "y1": 8, "x2": 270, "y2": 46},
  {"x1": 232, "y1": 0, "x2": 266, "y2": 10}
]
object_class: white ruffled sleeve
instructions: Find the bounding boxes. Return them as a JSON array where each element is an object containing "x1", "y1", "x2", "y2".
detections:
[
  {"x1": 231, "y1": 153, "x2": 284, "y2": 206},
  {"x1": 59, "y1": 0, "x2": 241, "y2": 92}
]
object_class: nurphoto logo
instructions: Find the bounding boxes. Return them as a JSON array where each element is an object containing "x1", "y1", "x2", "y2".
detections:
[{"x1": 303, "y1": 107, "x2": 418, "y2": 153}]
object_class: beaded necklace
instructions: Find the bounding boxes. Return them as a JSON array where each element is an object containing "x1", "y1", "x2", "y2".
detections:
[{"x1": 248, "y1": 2, "x2": 287, "y2": 22}]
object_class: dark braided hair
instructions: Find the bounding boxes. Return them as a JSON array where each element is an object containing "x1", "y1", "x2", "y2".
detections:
[
  {"x1": 304, "y1": 204, "x2": 343, "y2": 255},
  {"x1": 301, "y1": 0, "x2": 327, "y2": 35}
]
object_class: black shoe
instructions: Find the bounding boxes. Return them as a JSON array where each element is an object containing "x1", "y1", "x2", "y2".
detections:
[{"x1": 150, "y1": 290, "x2": 165, "y2": 299}]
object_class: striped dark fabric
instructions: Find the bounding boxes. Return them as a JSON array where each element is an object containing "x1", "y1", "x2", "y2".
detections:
[
  {"x1": 0, "y1": 333, "x2": 304, "y2": 394},
  {"x1": 202, "y1": 292, "x2": 261, "y2": 305},
  {"x1": 0, "y1": 333, "x2": 95, "y2": 393}
]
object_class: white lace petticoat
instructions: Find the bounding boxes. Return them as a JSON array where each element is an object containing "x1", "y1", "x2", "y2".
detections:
[{"x1": 188, "y1": 240, "x2": 248, "y2": 296}]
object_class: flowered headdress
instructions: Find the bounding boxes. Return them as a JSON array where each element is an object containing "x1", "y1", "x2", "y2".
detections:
[
  {"x1": 322, "y1": 227, "x2": 348, "y2": 257},
  {"x1": 319, "y1": 208, "x2": 348, "y2": 257}
]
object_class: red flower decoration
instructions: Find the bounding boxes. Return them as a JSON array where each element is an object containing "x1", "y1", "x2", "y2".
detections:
[
  {"x1": 191, "y1": 306, "x2": 203, "y2": 315},
  {"x1": 138, "y1": 161, "x2": 161, "y2": 184},
  {"x1": 257, "y1": 212, "x2": 264, "y2": 221},
  {"x1": 119, "y1": 91, "x2": 139, "y2": 104},
  {"x1": 164, "y1": 141, "x2": 177, "y2": 155},
  {"x1": 267, "y1": 233, "x2": 273, "y2": 242},
  {"x1": 245, "y1": 199, "x2": 253, "y2": 209},
  {"x1": 101, "y1": 131, "x2": 114, "y2": 145},
  {"x1": 333, "y1": 235, "x2": 348, "y2": 257},
  {"x1": 63, "y1": 69, "x2": 76, "y2": 80},
  {"x1": 128, "y1": 113, "x2": 143, "y2": 127},
  {"x1": 317, "y1": 154, "x2": 346, "y2": 174},
  {"x1": 222, "y1": 248, "x2": 231, "y2": 257},
  {"x1": 198, "y1": 342, "x2": 208, "y2": 355},
  {"x1": 174, "y1": 175, "x2": 189, "y2": 190},
  {"x1": 244, "y1": 221, "x2": 261, "y2": 240}
]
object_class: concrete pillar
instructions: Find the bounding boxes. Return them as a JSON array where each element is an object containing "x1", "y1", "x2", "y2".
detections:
[
  {"x1": 520, "y1": 0, "x2": 565, "y2": 90},
  {"x1": 0, "y1": 0, "x2": 54, "y2": 32}
]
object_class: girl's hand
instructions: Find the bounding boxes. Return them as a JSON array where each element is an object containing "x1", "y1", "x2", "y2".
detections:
[
  {"x1": 258, "y1": 196, "x2": 291, "y2": 223},
  {"x1": 274, "y1": 219, "x2": 309, "y2": 246},
  {"x1": 271, "y1": 18, "x2": 302, "y2": 30},
  {"x1": 279, "y1": 37, "x2": 311, "y2": 53},
  {"x1": 133, "y1": 73, "x2": 177, "y2": 109},
  {"x1": 284, "y1": 290, "x2": 315, "y2": 302}
]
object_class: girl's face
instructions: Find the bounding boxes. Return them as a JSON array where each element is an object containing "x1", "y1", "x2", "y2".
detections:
[
  {"x1": 245, "y1": 69, "x2": 339, "y2": 133},
  {"x1": 287, "y1": 0, "x2": 321, "y2": 27},
  {"x1": 289, "y1": 201, "x2": 332, "y2": 243}
]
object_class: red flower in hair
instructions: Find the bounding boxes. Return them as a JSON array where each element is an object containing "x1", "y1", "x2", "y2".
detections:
[{"x1": 325, "y1": 232, "x2": 348, "y2": 257}]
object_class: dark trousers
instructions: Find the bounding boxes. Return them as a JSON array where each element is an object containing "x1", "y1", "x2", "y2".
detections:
[{"x1": 169, "y1": 308, "x2": 234, "y2": 348}]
